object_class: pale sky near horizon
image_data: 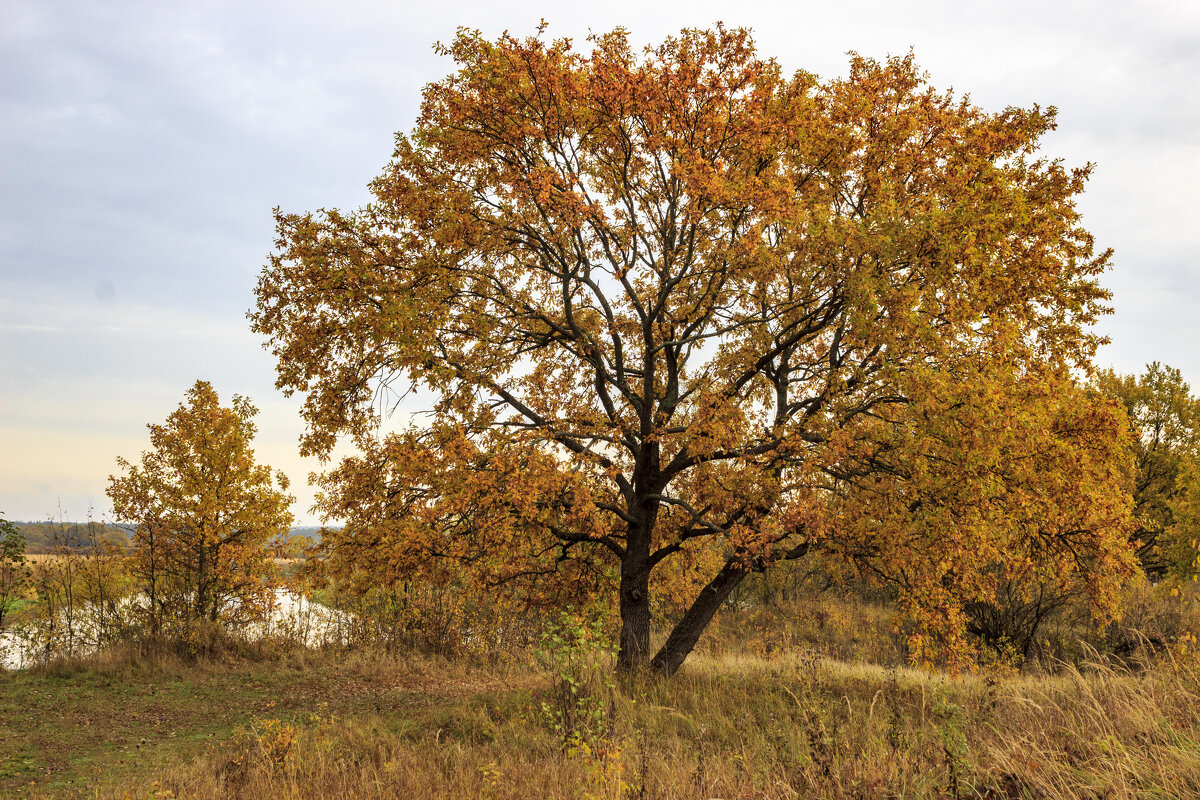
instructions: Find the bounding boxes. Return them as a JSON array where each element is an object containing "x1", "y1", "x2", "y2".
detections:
[{"x1": 2, "y1": 0, "x2": 1197, "y2": 525}]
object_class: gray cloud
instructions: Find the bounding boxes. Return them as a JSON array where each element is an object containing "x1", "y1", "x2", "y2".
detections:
[{"x1": 2, "y1": 0, "x2": 1197, "y2": 523}]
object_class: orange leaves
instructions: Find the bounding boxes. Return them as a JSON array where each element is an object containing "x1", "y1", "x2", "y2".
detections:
[
  {"x1": 313, "y1": 422, "x2": 614, "y2": 606},
  {"x1": 251, "y1": 25, "x2": 1129, "y2": 672}
]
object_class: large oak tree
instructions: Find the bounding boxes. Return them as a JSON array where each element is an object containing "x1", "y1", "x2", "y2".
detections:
[{"x1": 251, "y1": 27, "x2": 1134, "y2": 673}]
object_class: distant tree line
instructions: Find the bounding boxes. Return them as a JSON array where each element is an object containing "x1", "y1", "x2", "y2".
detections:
[
  {"x1": 9, "y1": 523, "x2": 324, "y2": 556},
  {"x1": 15, "y1": 521, "x2": 129, "y2": 555}
]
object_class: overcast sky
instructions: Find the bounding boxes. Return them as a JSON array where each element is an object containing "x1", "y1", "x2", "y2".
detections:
[{"x1": 2, "y1": 0, "x2": 1197, "y2": 525}]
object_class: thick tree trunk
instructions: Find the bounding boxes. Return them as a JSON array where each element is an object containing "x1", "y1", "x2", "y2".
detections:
[
  {"x1": 650, "y1": 559, "x2": 749, "y2": 676},
  {"x1": 618, "y1": 438, "x2": 661, "y2": 670},
  {"x1": 618, "y1": 551, "x2": 651, "y2": 669},
  {"x1": 618, "y1": 493, "x2": 658, "y2": 670}
]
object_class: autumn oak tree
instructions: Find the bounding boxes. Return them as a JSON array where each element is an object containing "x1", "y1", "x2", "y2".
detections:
[
  {"x1": 252, "y1": 26, "x2": 1134, "y2": 673},
  {"x1": 107, "y1": 381, "x2": 294, "y2": 631}
]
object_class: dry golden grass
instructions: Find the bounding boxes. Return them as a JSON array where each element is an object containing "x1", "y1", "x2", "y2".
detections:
[
  {"x1": 7, "y1": 586, "x2": 1200, "y2": 799},
  {"x1": 23, "y1": 553, "x2": 76, "y2": 564},
  {"x1": 24, "y1": 646, "x2": 1186, "y2": 800}
]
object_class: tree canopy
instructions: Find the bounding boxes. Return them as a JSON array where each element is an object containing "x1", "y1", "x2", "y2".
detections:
[{"x1": 251, "y1": 26, "x2": 1134, "y2": 673}]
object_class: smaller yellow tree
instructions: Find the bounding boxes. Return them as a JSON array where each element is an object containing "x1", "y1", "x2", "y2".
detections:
[{"x1": 107, "y1": 381, "x2": 294, "y2": 631}]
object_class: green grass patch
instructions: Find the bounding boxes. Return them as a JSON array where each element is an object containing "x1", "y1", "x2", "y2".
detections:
[{"x1": 0, "y1": 649, "x2": 540, "y2": 798}]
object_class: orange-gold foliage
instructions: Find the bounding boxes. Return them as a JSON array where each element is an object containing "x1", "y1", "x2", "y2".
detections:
[{"x1": 251, "y1": 26, "x2": 1134, "y2": 673}]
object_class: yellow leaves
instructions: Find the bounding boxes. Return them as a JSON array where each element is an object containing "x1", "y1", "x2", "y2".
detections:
[
  {"x1": 679, "y1": 391, "x2": 747, "y2": 459},
  {"x1": 107, "y1": 381, "x2": 295, "y2": 626},
  {"x1": 812, "y1": 367, "x2": 1138, "y2": 665}
]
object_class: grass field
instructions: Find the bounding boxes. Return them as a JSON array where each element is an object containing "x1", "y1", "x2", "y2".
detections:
[
  {"x1": 3, "y1": 639, "x2": 1199, "y2": 800},
  {"x1": 0, "y1": 647, "x2": 542, "y2": 798}
]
